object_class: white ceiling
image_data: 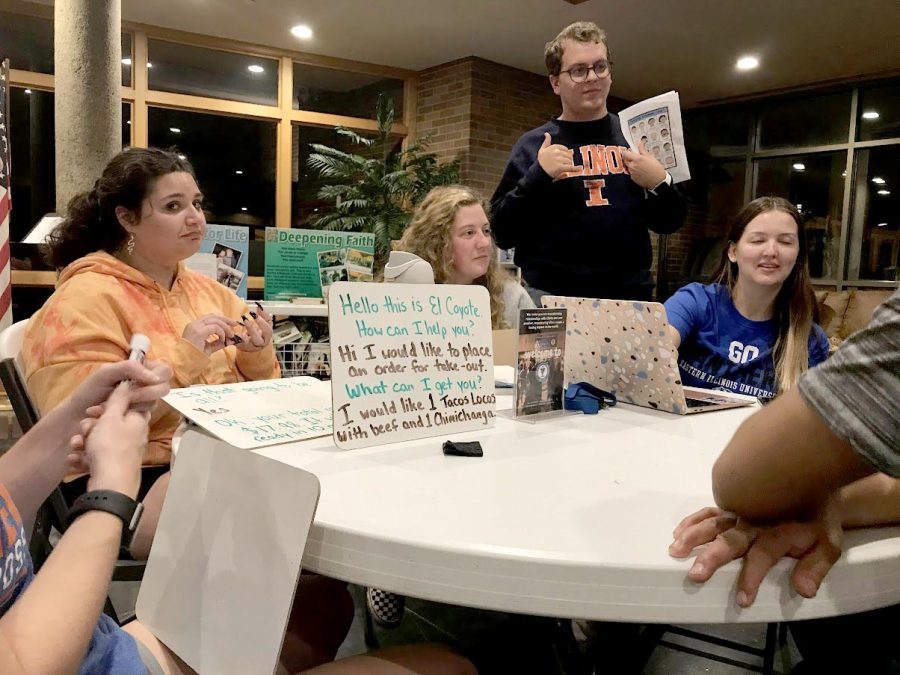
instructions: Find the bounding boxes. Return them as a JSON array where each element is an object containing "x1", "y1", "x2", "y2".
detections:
[{"x1": 42, "y1": 0, "x2": 900, "y2": 106}]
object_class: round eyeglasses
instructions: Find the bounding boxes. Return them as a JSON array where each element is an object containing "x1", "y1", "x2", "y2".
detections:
[{"x1": 560, "y1": 60, "x2": 612, "y2": 82}]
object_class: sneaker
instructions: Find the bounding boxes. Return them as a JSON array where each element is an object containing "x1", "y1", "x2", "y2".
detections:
[{"x1": 366, "y1": 588, "x2": 405, "y2": 628}]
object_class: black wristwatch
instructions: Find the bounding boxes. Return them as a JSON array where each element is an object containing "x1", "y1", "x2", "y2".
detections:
[{"x1": 67, "y1": 490, "x2": 144, "y2": 546}]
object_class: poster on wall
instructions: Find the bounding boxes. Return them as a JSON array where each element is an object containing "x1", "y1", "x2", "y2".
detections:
[
  {"x1": 185, "y1": 224, "x2": 250, "y2": 298},
  {"x1": 264, "y1": 228, "x2": 376, "y2": 301},
  {"x1": 328, "y1": 281, "x2": 496, "y2": 450}
]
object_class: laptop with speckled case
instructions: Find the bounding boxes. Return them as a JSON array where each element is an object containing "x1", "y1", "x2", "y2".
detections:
[{"x1": 540, "y1": 296, "x2": 755, "y2": 415}]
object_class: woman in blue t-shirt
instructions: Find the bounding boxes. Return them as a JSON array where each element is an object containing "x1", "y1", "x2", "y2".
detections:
[{"x1": 664, "y1": 197, "x2": 829, "y2": 401}]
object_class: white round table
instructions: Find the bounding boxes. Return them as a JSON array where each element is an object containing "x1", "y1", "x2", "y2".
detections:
[{"x1": 252, "y1": 393, "x2": 900, "y2": 624}]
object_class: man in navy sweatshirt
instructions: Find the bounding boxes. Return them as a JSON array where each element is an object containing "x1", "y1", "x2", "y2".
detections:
[{"x1": 490, "y1": 21, "x2": 687, "y2": 302}]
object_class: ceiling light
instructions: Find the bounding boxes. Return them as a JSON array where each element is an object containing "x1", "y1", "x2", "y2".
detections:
[
  {"x1": 877, "y1": 190, "x2": 891, "y2": 195},
  {"x1": 290, "y1": 24, "x2": 313, "y2": 39},
  {"x1": 122, "y1": 58, "x2": 132, "y2": 66},
  {"x1": 796, "y1": 203, "x2": 803, "y2": 211},
  {"x1": 841, "y1": 171, "x2": 846, "y2": 177},
  {"x1": 178, "y1": 154, "x2": 186, "y2": 160},
  {"x1": 792, "y1": 162, "x2": 805, "y2": 171},
  {"x1": 241, "y1": 207, "x2": 248, "y2": 211},
  {"x1": 169, "y1": 127, "x2": 181, "y2": 133},
  {"x1": 247, "y1": 64, "x2": 264, "y2": 74},
  {"x1": 24, "y1": 89, "x2": 32, "y2": 95},
  {"x1": 872, "y1": 177, "x2": 886, "y2": 184},
  {"x1": 861, "y1": 111, "x2": 880, "y2": 120},
  {"x1": 235, "y1": 170, "x2": 243, "y2": 175},
  {"x1": 877, "y1": 222, "x2": 887, "y2": 227},
  {"x1": 146, "y1": 62, "x2": 153, "y2": 68},
  {"x1": 126, "y1": 120, "x2": 131, "y2": 125},
  {"x1": 735, "y1": 55, "x2": 759, "y2": 71}
]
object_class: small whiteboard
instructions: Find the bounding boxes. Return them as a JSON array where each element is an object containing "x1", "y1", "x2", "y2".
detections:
[
  {"x1": 328, "y1": 281, "x2": 496, "y2": 449},
  {"x1": 163, "y1": 377, "x2": 332, "y2": 450},
  {"x1": 137, "y1": 431, "x2": 320, "y2": 675}
]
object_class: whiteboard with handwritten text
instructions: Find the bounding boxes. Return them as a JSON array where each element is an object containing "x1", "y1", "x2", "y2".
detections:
[
  {"x1": 328, "y1": 282, "x2": 496, "y2": 449},
  {"x1": 163, "y1": 377, "x2": 332, "y2": 450}
]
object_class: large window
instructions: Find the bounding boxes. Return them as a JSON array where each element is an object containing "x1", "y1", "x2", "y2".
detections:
[
  {"x1": 148, "y1": 40, "x2": 279, "y2": 106},
  {"x1": 5, "y1": 9, "x2": 411, "y2": 267},
  {"x1": 848, "y1": 145, "x2": 900, "y2": 281},
  {"x1": 755, "y1": 152, "x2": 845, "y2": 279},
  {"x1": 668, "y1": 80, "x2": 900, "y2": 293},
  {"x1": 148, "y1": 108, "x2": 277, "y2": 233},
  {"x1": 292, "y1": 63, "x2": 404, "y2": 119},
  {"x1": 758, "y1": 91, "x2": 851, "y2": 149},
  {"x1": 856, "y1": 83, "x2": 900, "y2": 142},
  {"x1": 0, "y1": 11, "x2": 53, "y2": 74},
  {"x1": 8, "y1": 87, "x2": 55, "y2": 242},
  {"x1": 8, "y1": 89, "x2": 133, "y2": 243},
  {"x1": 0, "y1": 14, "x2": 133, "y2": 86},
  {"x1": 290, "y1": 125, "x2": 402, "y2": 228}
]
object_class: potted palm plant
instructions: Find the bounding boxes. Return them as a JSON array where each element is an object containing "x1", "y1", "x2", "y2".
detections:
[{"x1": 306, "y1": 93, "x2": 459, "y2": 264}]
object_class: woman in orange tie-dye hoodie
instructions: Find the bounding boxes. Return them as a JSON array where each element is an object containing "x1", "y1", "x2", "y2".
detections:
[
  {"x1": 19, "y1": 146, "x2": 473, "y2": 675},
  {"x1": 22, "y1": 147, "x2": 280, "y2": 558}
]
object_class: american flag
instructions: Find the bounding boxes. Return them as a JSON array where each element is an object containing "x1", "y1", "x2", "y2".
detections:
[{"x1": 0, "y1": 59, "x2": 12, "y2": 331}]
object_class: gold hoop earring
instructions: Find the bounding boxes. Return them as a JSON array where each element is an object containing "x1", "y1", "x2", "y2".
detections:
[{"x1": 126, "y1": 232, "x2": 135, "y2": 256}]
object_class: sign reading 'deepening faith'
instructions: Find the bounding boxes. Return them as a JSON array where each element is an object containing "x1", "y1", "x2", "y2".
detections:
[{"x1": 328, "y1": 281, "x2": 496, "y2": 449}]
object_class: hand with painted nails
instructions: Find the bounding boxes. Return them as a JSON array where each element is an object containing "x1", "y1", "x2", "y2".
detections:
[
  {"x1": 668, "y1": 499, "x2": 843, "y2": 608},
  {"x1": 234, "y1": 302, "x2": 274, "y2": 352},
  {"x1": 182, "y1": 314, "x2": 239, "y2": 355}
]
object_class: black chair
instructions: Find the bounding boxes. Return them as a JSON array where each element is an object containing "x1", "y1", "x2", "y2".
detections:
[{"x1": 0, "y1": 357, "x2": 145, "y2": 624}]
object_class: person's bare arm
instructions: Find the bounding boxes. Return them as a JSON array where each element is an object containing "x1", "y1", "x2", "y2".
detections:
[
  {"x1": 0, "y1": 360, "x2": 171, "y2": 526},
  {"x1": 839, "y1": 473, "x2": 900, "y2": 527},
  {"x1": 0, "y1": 383, "x2": 148, "y2": 674},
  {"x1": 712, "y1": 386, "x2": 874, "y2": 522}
]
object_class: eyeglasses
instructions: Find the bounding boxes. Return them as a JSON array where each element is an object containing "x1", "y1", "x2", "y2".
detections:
[{"x1": 559, "y1": 60, "x2": 612, "y2": 82}]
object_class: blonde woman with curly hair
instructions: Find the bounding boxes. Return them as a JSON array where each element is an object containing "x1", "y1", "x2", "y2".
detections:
[{"x1": 396, "y1": 185, "x2": 534, "y2": 328}]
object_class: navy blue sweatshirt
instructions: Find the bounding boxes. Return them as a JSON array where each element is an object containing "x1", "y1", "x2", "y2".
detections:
[{"x1": 490, "y1": 113, "x2": 687, "y2": 300}]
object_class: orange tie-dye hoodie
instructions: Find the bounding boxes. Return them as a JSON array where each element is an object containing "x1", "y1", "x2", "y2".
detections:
[{"x1": 22, "y1": 251, "x2": 280, "y2": 468}]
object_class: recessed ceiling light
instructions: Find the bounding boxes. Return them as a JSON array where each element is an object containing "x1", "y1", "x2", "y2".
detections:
[
  {"x1": 241, "y1": 207, "x2": 248, "y2": 211},
  {"x1": 862, "y1": 111, "x2": 880, "y2": 120},
  {"x1": 792, "y1": 162, "x2": 805, "y2": 171},
  {"x1": 122, "y1": 58, "x2": 132, "y2": 66},
  {"x1": 872, "y1": 177, "x2": 886, "y2": 184},
  {"x1": 290, "y1": 24, "x2": 313, "y2": 40},
  {"x1": 247, "y1": 64, "x2": 264, "y2": 74},
  {"x1": 235, "y1": 170, "x2": 243, "y2": 175},
  {"x1": 170, "y1": 127, "x2": 181, "y2": 133},
  {"x1": 146, "y1": 62, "x2": 153, "y2": 68},
  {"x1": 877, "y1": 189, "x2": 891, "y2": 195},
  {"x1": 24, "y1": 89, "x2": 32, "y2": 95},
  {"x1": 736, "y1": 55, "x2": 759, "y2": 71}
]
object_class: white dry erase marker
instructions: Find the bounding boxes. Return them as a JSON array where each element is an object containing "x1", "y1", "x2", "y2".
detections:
[{"x1": 128, "y1": 334, "x2": 150, "y2": 365}]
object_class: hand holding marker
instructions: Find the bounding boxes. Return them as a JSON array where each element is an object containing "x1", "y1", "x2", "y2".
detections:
[{"x1": 128, "y1": 333, "x2": 150, "y2": 366}]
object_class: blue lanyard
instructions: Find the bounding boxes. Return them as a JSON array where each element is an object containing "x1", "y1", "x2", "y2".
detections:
[{"x1": 564, "y1": 382, "x2": 617, "y2": 414}]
